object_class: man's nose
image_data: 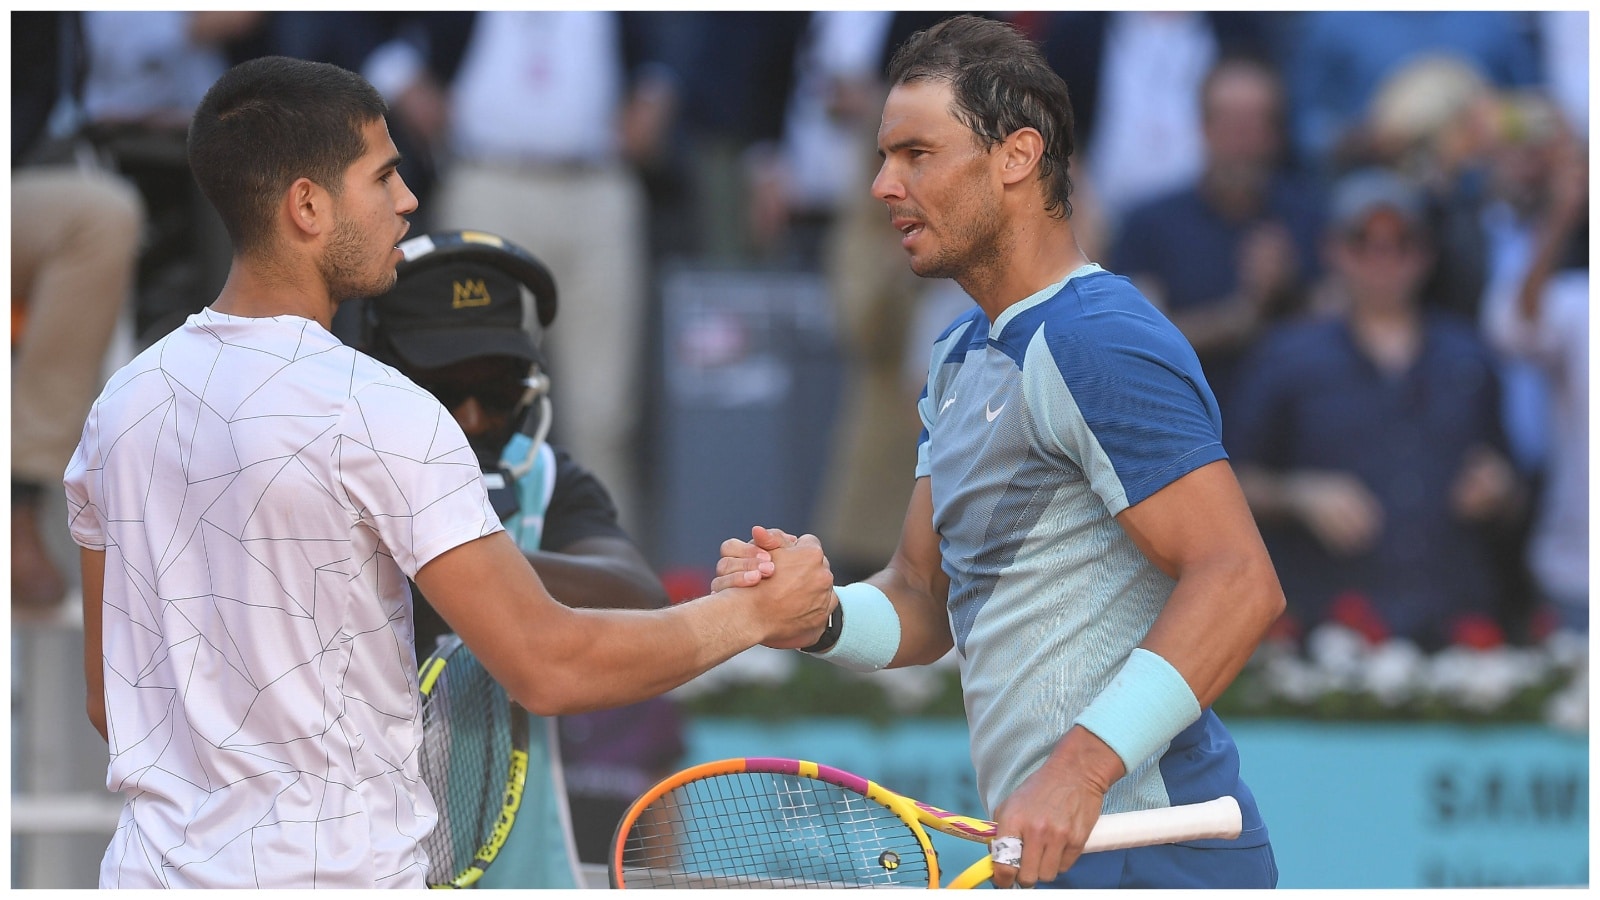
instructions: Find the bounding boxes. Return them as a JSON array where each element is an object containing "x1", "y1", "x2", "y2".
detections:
[{"x1": 871, "y1": 161, "x2": 903, "y2": 204}]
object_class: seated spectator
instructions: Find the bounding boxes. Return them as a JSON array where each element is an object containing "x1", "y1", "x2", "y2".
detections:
[
  {"x1": 362, "y1": 230, "x2": 685, "y2": 884},
  {"x1": 11, "y1": 12, "x2": 145, "y2": 612},
  {"x1": 1229, "y1": 168, "x2": 1525, "y2": 651},
  {"x1": 12, "y1": 168, "x2": 144, "y2": 612},
  {"x1": 74, "y1": 11, "x2": 262, "y2": 345},
  {"x1": 1109, "y1": 55, "x2": 1324, "y2": 419}
]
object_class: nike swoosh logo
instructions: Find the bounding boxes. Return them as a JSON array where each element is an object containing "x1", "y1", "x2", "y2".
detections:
[
  {"x1": 940, "y1": 396, "x2": 958, "y2": 413},
  {"x1": 985, "y1": 401, "x2": 1006, "y2": 422}
]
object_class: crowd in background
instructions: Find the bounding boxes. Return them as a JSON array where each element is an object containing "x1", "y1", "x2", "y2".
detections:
[{"x1": 12, "y1": 11, "x2": 1589, "y2": 665}]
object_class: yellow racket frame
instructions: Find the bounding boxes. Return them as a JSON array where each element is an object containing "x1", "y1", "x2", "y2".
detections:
[{"x1": 418, "y1": 639, "x2": 530, "y2": 889}]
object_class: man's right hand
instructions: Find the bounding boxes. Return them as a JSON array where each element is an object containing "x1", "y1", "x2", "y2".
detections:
[
  {"x1": 1284, "y1": 470, "x2": 1383, "y2": 556},
  {"x1": 731, "y1": 531, "x2": 836, "y2": 650}
]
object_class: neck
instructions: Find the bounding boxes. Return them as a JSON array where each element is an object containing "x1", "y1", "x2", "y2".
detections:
[
  {"x1": 210, "y1": 254, "x2": 336, "y2": 330},
  {"x1": 1347, "y1": 298, "x2": 1421, "y2": 374},
  {"x1": 1200, "y1": 164, "x2": 1270, "y2": 221},
  {"x1": 962, "y1": 215, "x2": 1090, "y2": 321}
]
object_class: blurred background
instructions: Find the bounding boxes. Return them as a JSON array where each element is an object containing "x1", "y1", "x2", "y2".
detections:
[{"x1": 10, "y1": 10, "x2": 1588, "y2": 888}]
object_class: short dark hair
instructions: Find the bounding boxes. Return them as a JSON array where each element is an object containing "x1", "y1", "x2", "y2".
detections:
[
  {"x1": 887, "y1": 15, "x2": 1076, "y2": 218},
  {"x1": 188, "y1": 56, "x2": 389, "y2": 255}
]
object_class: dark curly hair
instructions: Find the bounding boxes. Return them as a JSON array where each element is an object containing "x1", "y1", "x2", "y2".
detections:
[{"x1": 887, "y1": 15, "x2": 1077, "y2": 218}]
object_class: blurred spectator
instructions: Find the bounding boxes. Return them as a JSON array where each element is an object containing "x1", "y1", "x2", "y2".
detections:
[
  {"x1": 1478, "y1": 91, "x2": 1575, "y2": 476},
  {"x1": 1029, "y1": 11, "x2": 1277, "y2": 233},
  {"x1": 810, "y1": 11, "x2": 995, "y2": 582},
  {"x1": 763, "y1": 10, "x2": 896, "y2": 270},
  {"x1": 1360, "y1": 55, "x2": 1503, "y2": 321},
  {"x1": 71, "y1": 12, "x2": 263, "y2": 344},
  {"x1": 11, "y1": 12, "x2": 145, "y2": 612},
  {"x1": 1109, "y1": 55, "x2": 1324, "y2": 419},
  {"x1": 654, "y1": 12, "x2": 806, "y2": 265},
  {"x1": 1230, "y1": 169, "x2": 1525, "y2": 651},
  {"x1": 1536, "y1": 10, "x2": 1588, "y2": 138},
  {"x1": 394, "y1": 10, "x2": 679, "y2": 533},
  {"x1": 1285, "y1": 11, "x2": 1540, "y2": 175},
  {"x1": 1481, "y1": 126, "x2": 1589, "y2": 637}
]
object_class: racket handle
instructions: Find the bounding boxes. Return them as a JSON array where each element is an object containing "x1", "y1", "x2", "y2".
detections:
[
  {"x1": 1082, "y1": 795, "x2": 1242, "y2": 853},
  {"x1": 1081, "y1": 791, "x2": 1241, "y2": 845},
  {"x1": 957, "y1": 797, "x2": 1245, "y2": 888}
]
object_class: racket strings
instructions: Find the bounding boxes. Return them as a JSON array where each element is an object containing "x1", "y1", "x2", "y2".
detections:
[
  {"x1": 618, "y1": 772, "x2": 933, "y2": 888},
  {"x1": 418, "y1": 652, "x2": 514, "y2": 884}
]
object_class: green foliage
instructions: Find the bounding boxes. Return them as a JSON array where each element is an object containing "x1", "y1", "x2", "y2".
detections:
[
  {"x1": 680, "y1": 647, "x2": 1582, "y2": 726},
  {"x1": 679, "y1": 657, "x2": 966, "y2": 726}
]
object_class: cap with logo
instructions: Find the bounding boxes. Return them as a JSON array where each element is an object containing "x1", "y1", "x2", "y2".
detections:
[{"x1": 371, "y1": 230, "x2": 558, "y2": 370}]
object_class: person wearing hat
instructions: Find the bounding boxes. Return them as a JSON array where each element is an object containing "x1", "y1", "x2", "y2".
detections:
[
  {"x1": 364, "y1": 229, "x2": 687, "y2": 887},
  {"x1": 1229, "y1": 167, "x2": 1526, "y2": 651}
]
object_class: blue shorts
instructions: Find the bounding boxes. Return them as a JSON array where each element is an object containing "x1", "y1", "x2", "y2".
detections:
[{"x1": 1040, "y1": 840, "x2": 1278, "y2": 889}]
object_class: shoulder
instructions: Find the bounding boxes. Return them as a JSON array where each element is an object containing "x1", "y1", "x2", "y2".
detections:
[
  {"x1": 1424, "y1": 312, "x2": 1499, "y2": 368},
  {"x1": 1267, "y1": 175, "x2": 1328, "y2": 219},
  {"x1": 1027, "y1": 272, "x2": 1192, "y2": 362},
  {"x1": 1240, "y1": 317, "x2": 1344, "y2": 375},
  {"x1": 1263, "y1": 315, "x2": 1341, "y2": 352},
  {"x1": 1425, "y1": 311, "x2": 1490, "y2": 346},
  {"x1": 1017, "y1": 273, "x2": 1217, "y2": 410}
]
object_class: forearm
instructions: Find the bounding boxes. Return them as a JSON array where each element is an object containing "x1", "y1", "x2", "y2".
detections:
[
  {"x1": 1517, "y1": 213, "x2": 1575, "y2": 322},
  {"x1": 519, "y1": 595, "x2": 764, "y2": 714},
  {"x1": 79, "y1": 548, "x2": 108, "y2": 742},
  {"x1": 421, "y1": 531, "x2": 830, "y2": 716},
  {"x1": 862, "y1": 563, "x2": 952, "y2": 668}
]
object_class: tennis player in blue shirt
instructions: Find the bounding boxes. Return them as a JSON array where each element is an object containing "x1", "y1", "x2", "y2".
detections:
[{"x1": 715, "y1": 15, "x2": 1285, "y2": 889}]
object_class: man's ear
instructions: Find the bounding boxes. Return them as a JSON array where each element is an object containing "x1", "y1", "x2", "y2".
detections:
[
  {"x1": 285, "y1": 177, "x2": 330, "y2": 238},
  {"x1": 997, "y1": 127, "x2": 1045, "y2": 187}
]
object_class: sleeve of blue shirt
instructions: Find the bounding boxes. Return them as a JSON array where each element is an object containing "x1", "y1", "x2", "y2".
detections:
[{"x1": 1028, "y1": 277, "x2": 1229, "y2": 515}]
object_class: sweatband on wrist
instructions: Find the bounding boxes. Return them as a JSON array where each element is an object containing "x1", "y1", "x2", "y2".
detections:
[
  {"x1": 808, "y1": 582, "x2": 900, "y2": 672},
  {"x1": 1072, "y1": 648, "x2": 1202, "y2": 775}
]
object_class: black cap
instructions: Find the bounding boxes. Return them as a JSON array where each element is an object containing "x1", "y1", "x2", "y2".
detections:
[{"x1": 371, "y1": 230, "x2": 558, "y2": 370}]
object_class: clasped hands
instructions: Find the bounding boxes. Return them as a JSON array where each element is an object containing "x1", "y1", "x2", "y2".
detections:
[{"x1": 713, "y1": 525, "x2": 836, "y2": 650}]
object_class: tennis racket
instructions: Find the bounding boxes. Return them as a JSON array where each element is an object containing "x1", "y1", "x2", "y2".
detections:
[
  {"x1": 607, "y1": 756, "x2": 1242, "y2": 889},
  {"x1": 417, "y1": 634, "x2": 531, "y2": 888}
]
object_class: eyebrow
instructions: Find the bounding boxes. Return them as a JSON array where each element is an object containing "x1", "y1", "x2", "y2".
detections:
[
  {"x1": 377, "y1": 154, "x2": 403, "y2": 175},
  {"x1": 879, "y1": 137, "x2": 928, "y2": 158}
]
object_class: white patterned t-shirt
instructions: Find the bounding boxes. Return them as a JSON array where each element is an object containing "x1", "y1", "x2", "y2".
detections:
[{"x1": 64, "y1": 308, "x2": 503, "y2": 888}]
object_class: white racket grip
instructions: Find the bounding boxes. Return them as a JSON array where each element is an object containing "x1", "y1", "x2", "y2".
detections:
[{"x1": 1082, "y1": 796, "x2": 1242, "y2": 853}]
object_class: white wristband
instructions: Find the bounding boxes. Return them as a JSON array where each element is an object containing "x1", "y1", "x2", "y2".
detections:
[
  {"x1": 811, "y1": 583, "x2": 900, "y2": 672},
  {"x1": 1073, "y1": 648, "x2": 1201, "y2": 775}
]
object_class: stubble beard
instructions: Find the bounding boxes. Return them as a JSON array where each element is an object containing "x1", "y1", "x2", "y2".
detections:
[
  {"x1": 320, "y1": 215, "x2": 397, "y2": 304},
  {"x1": 908, "y1": 193, "x2": 1007, "y2": 286}
]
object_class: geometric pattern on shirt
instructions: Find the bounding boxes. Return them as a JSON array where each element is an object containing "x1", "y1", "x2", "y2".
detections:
[{"x1": 65, "y1": 309, "x2": 500, "y2": 888}]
